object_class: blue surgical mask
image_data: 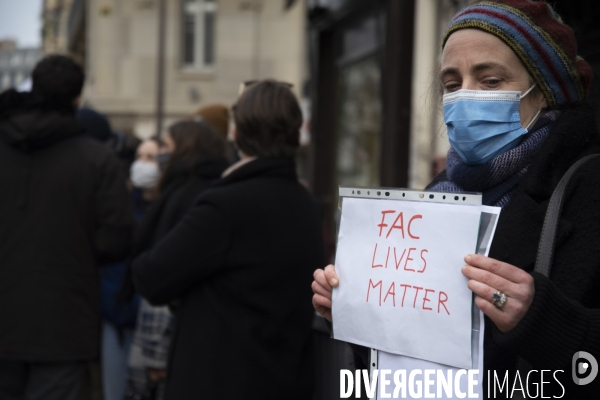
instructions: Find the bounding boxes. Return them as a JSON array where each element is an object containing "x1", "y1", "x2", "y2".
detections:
[{"x1": 443, "y1": 85, "x2": 541, "y2": 165}]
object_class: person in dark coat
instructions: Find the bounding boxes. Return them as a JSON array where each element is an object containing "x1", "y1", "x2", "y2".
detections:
[
  {"x1": 136, "y1": 121, "x2": 230, "y2": 252},
  {"x1": 312, "y1": 1, "x2": 600, "y2": 398},
  {"x1": 132, "y1": 80, "x2": 325, "y2": 400},
  {"x1": 125, "y1": 120, "x2": 229, "y2": 399},
  {"x1": 76, "y1": 107, "x2": 148, "y2": 400},
  {"x1": 0, "y1": 55, "x2": 134, "y2": 399}
]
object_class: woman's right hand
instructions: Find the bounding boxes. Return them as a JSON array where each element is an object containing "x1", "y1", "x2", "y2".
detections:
[{"x1": 311, "y1": 264, "x2": 339, "y2": 322}]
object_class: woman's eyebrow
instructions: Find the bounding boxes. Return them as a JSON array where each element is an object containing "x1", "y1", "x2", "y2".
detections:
[
  {"x1": 471, "y1": 62, "x2": 510, "y2": 74},
  {"x1": 439, "y1": 62, "x2": 510, "y2": 79},
  {"x1": 440, "y1": 67, "x2": 460, "y2": 80}
]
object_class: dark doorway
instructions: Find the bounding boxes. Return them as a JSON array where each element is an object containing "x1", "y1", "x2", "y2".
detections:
[
  {"x1": 554, "y1": 0, "x2": 600, "y2": 127},
  {"x1": 309, "y1": 0, "x2": 414, "y2": 258},
  {"x1": 307, "y1": 1, "x2": 415, "y2": 398}
]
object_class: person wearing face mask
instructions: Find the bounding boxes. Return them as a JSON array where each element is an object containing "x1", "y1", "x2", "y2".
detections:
[
  {"x1": 130, "y1": 143, "x2": 160, "y2": 188},
  {"x1": 312, "y1": 1, "x2": 600, "y2": 398},
  {"x1": 94, "y1": 137, "x2": 162, "y2": 400},
  {"x1": 130, "y1": 139, "x2": 162, "y2": 201},
  {"x1": 124, "y1": 120, "x2": 229, "y2": 400}
]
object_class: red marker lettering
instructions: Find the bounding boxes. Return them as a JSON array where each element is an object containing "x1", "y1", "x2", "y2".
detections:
[
  {"x1": 422, "y1": 289, "x2": 434, "y2": 310},
  {"x1": 400, "y1": 284, "x2": 411, "y2": 307},
  {"x1": 438, "y1": 291, "x2": 450, "y2": 315},
  {"x1": 371, "y1": 244, "x2": 382, "y2": 268},
  {"x1": 412, "y1": 286, "x2": 423, "y2": 308},
  {"x1": 418, "y1": 249, "x2": 428, "y2": 273},
  {"x1": 403, "y1": 248, "x2": 416, "y2": 272},
  {"x1": 408, "y1": 214, "x2": 423, "y2": 239},
  {"x1": 384, "y1": 246, "x2": 391, "y2": 269},
  {"x1": 386, "y1": 212, "x2": 405, "y2": 239},
  {"x1": 366, "y1": 279, "x2": 383, "y2": 306},
  {"x1": 378, "y1": 211, "x2": 396, "y2": 237},
  {"x1": 394, "y1": 247, "x2": 406, "y2": 270},
  {"x1": 383, "y1": 282, "x2": 396, "y2": 307}
]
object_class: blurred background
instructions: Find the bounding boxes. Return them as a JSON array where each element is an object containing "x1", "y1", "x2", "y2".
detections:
[
  {"x1": 2, "y1": 0, "x2": 600, "y2": 250},
  {"x1": 1, "y1": 1, "x2": 600, "y2": 398}
]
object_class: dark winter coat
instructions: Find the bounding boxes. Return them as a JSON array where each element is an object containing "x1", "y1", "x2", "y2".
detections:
[
  {"x1": 135, "y1": 155, "x2": 230, "y2": 256},
  {"x1": 424, "y1": 103, "x2": 600, "y2": 397},
  {"x1": 132, "y1": 157, "x2": 325, "y2": 400},
  {"x1": 348, "y1": 104, "x2": 600, "y2": 398},
  {"x1": 0, "y1": 90, "x2": 134, "y2": 361},
  {"x1": 119, "y1": 155, "x2": 230, "y2": 302},
  {"x1": 480, "y1": 104, "x2": 600, "y2": 398}
]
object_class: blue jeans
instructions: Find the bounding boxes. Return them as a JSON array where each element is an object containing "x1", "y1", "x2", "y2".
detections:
[{"x1": 101, "y1": 321, "x2": 134, "y2": 400}]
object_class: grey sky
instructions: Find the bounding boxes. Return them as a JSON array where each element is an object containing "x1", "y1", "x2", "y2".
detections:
[{"x1": 0, "y1": 0, "x2": 44, "y2": 48}]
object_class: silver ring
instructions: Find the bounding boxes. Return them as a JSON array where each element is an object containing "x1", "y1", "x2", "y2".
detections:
[{"x1": 492, "y1": 291, "x2": 508, "y2": 309}]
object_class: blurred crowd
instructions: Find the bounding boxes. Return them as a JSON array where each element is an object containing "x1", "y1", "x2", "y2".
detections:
[{"x1": 0, "y1": 55, "x2": 324, "y2": 400}]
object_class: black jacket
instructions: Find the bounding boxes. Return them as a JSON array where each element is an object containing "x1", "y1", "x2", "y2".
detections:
[
  {"x1": 423, "y1": 104, "x2": 600, "y2": 398},
  {"x1": 132, "y1": 158, "x2": 325, "y2": 400},
  {"x1": 481, "y1": 105, "x2": 600, "y2": 398},
  {"x1": 119, "y1": 155, "x2": 229, "y2": 302},
  {"x1": 134, "y1": 155, "x2": 230, "y2": 256},
  {"x1": 0, "y1": 90, "x2": 134, "y2": 361},
  {"x1": 347, "y1": 105, "x2": 600, "y2": 398}
]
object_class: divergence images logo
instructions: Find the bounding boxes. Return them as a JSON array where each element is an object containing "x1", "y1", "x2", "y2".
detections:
[{"x1": 572, "y1": 351, "x2": 598, "y2": 386}]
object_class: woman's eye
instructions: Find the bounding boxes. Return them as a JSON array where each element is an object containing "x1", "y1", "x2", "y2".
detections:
[
  {"x1": 444, "y1": 83, "x2": 461, "y2": 92},
  {"x1": 483, "y1": 79, "x2": 501, "y2": 86}
]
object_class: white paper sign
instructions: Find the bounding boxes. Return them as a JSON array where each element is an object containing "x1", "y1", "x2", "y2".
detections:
[
  {"x1": 376, "y1": 310, "x2": 484, "y2": 399},
  {"x1": 373, "y1": 206, "x2": 501, "y2": 399},
  {"x1": 332, "y1": 197, "x2": 481, "y2": 369}
]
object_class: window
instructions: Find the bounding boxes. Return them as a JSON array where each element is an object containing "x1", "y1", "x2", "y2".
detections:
[
  {"x1": 335, "y1": 56, "x2": 382, "y2": 188},
  {"x1": 11, "y1": 53, "x2": 22, "y2": 67},
  {"x1": 181, "y1": 0, "x2": 216, "y2": 69},
  {"x1": 14, "y1": 72, "x2": 24, "y2": 87},
  {"x1": 26, "y1": 52, "x2": 39, "y2": 68},
  {"x1": 2, "y1": 73, "x2": 11, "y2": 89}
]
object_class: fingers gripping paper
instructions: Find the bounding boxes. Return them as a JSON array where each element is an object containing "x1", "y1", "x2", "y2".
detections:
[{"x1": 332, "y1": 197, "x2": 481, "y2": 369}]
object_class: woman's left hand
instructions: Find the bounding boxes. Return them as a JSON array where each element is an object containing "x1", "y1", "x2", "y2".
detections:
[{"x1": 462, "y1": 254, "x2": 535, "y2": 333}]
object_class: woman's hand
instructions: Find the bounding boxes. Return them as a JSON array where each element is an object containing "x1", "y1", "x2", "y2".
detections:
[
  {"x1": 462, "y1": 254, "x2": 535, "y2": 333},
  {"x1": 311, "y1": 264, "x2": 339, "y2": 322}
]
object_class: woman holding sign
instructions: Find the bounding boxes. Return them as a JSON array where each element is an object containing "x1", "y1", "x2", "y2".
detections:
[{"x1": 312, "y1": 0, "x2": 600, "y2": 397}]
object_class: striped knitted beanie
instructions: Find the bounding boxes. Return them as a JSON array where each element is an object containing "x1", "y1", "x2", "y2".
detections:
[{"x1": 442, "y1": 0, "x2": 593, "y2": 108}]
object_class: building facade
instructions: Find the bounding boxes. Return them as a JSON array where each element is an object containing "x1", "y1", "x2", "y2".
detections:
[
  {"x1": 43, "y1": 0, "x2": 308, "y2": 141},
  {"x1": 0, "y1": 40, "x2": 41, "y2": 92},
  {"x1": 42, "y1": 0, "x2": 85, "y2": 62}
]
